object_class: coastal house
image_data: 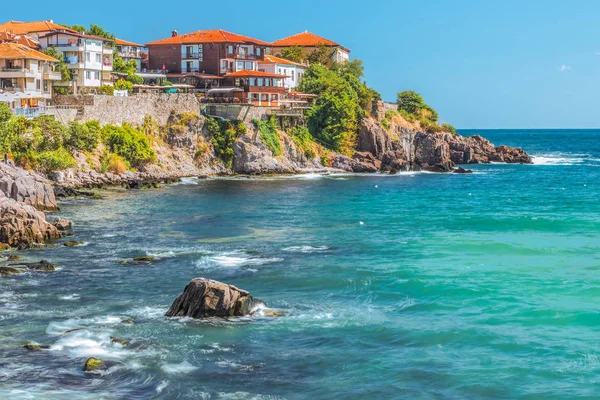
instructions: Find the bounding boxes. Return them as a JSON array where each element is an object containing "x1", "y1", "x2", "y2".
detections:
[
  {"x1": 0, "y1": 31, "x2": 40, "y2": 49},
  {"x1": 0, "y1": 42, "x2": 60, "y2": 117},
  {"x1": 258, "y1": 55, "x2": 306, "y2": 89},
  {"x1": 146, "y1": 29, "x2": 275, "y2": 94},
  {"x1": 37, "y1": 31, "x2": 114, "y2": 93},
  {"x1": 220, "y1": 70, "x2": 287, "y2": 106},
  {"x1": 115, "y1": 38, "x2": 144, "y2": 71},
  {"x1": 271, "y1": 31, "x2": 350, "y2": 63}
]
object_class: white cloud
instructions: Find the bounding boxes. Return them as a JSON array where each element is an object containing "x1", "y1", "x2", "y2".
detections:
[{"x1": 558, "y1": 65, "x2": 571, "y2": 72}]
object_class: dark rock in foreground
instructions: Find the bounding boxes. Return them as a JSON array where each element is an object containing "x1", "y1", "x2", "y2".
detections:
[
  {"x1": 166, "y1": 278, "x2": 266, "y2": 318},
  {"x1": 454, "y1": 167, "x2": 473, "y2": 174},
  {"x1": 1, "y1": 260, "x2": 58, "y2": 276}
]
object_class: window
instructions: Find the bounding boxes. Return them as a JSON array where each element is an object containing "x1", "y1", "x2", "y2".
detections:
[
  {"x1": 85, "y1": 52, "x2": 90, "y2": 62},
  {"x1": 236, "y1": 61, "x2": 244, "y2": 70},
  {"x1": 278, "y1": 68, "x2": 282, "y2": 74},
  {"x1": 265, "y1": 79, "x2": 270, "y2": 87},
  {"x1": 245, "y1": 61, "x2": 253, "y2": 70},
  {"x1": 43, "y1": 80, "x2": 48, "y2": 92},
  {"x1": 235, "y1": 79, "x2": 240, "y2": 87},
  {"x1": 256, "y1": 47, "x2": 261, "y2": 56},
  {"x1": 291, "y1": 71, "x2": 294, "y2": 81},
  {"x1": 36, "y1": 80, "x2": 40, "y2": 90},
  {"x1": 85, "y1": 70, "x2": 91, "y2": 79},
  {"x1": 249, "y1": 78, "x2": 256, "y2": 86},
  {"x1": 95, "y1": 71, "x2": 100, "y2": 80},
  {"x1": 257, "y1": 78, "x2": 264, "y2": 86},
  {"x1": 228, "y1": 45, "x2": 234, "y2": 54},
  {"x1": 95, "y1": 53, "x2": 101, "y2": 63}
]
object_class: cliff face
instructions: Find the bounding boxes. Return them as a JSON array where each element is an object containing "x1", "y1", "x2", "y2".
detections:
[
  {"x1": 0, "y1": 163, "x2": 64, "y2": 248},
  {"x1": 349, "y1": 117, "x2": 532, "y2": 173}
]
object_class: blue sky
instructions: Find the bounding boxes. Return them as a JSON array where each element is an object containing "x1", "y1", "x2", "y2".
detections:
[{"x1": 3, "y1": 0, "x2": 599, "y2": 128}]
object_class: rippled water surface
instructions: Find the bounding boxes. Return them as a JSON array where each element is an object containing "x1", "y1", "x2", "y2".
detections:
[{"x1": 1, "y1": 130, "x2": 599, "y2": 399}]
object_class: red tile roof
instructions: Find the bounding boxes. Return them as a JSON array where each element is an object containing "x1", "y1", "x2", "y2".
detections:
[
  {"x1": 0, "y1": 20, "x2": 76, "y2": 35},
  {"x1": 271, "y1": 31, "x2": 340, "y2": 48},
  {"x1": 115, "y1": 38, "x2": 142, "y2": 47},
  {"x1": 0, "y1": 42, "x2": 58, "y2": 62},
  {"x1": 260, "y1": 55, "x2": 306, "y2": 67},
  {"x1": 225, "y1": 70, "x2": 287, "y2": 78},
  {"x1": 0, "y1": 32, "x2": 39, "y2": 48},
  {"x1": 147, "y1": 29, "x2": 269, "y2": 46}
]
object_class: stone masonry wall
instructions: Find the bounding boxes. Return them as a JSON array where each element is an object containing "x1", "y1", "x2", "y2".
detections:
[
  {"x1": 53, "y1": 94, "x2": 201, "y2": 126},
  {"x1": 203, "y1": 104, "x2": 275, "y2": 125}
]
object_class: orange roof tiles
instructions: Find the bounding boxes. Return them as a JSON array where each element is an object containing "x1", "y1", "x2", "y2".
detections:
[
  {"x1": 0, "y1": 42, "x2": 58, "y2": 62},
  {"x1": 225, "y1": 70, "x2": 287, "y2": 78},
  {"x1": 0, "y1": 20, "x2": 76, "y2": 35},
  {"x1": 271, "y1": 31, "x2": 340, "y2": 48},
  {"x1": 260, "y1": 55, "x2": 306, "y2": 67},
  {"x1": 0, "y1": 32, "x2": 39, "y2": 48},
  {"x1": 115, "y1": 38, "x2": 143, "y2": 47},
  {"x1": 147, "y1": 29, "x2": 269, "y2": 46}
]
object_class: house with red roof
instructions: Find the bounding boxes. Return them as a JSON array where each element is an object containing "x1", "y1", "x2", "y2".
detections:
[
  {"x1": 258, "y1": 55, "x2": 307, "y2": 89},
  {"x1": 271, "y1": 31, "x2": 350, "y2": 63},
  {"x1": 147, "y1": 29, "x2": 287, "y2": 106},
  {"x1": 0, "y1": 42, "x2": 61, "y2": 115},
  {"x1": 0, "y1": 20, "x2": 76, "y2": 40},
  {"x1": 115, "y1": 38, "x2": 144, "y2": 71}
]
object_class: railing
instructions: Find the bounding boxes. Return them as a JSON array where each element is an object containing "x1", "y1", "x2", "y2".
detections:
[
  {"x1": 0, "y1": 67, "x2": 30, "y2": 72},
  {"x1": 0, "y1": 86, "x2": 23, "y2": 92},
  {"x1": 183, "y1": 52, "x2": 200, "y2": 59},
  {"x1": 118, "y1": 51, "x2": 141, "y2": 58},
  {"x1": 13, "y1": 107, "x2": 46, "y2": 118},
  {"x1": 220, "y1": 67, "x2": 234, "y2": 74}
]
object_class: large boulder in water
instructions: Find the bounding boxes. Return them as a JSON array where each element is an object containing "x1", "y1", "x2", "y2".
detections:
[{"x1": 166, "y1": 278, "x2": 266, "y2": 318}]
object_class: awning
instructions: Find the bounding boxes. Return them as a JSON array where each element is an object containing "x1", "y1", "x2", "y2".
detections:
[
  {"x1": 206, "y1": 87, "x2": 244, "y2": 94},
  {"x1": 137, "y1": 73, "x2": 167, "y2": 79}
]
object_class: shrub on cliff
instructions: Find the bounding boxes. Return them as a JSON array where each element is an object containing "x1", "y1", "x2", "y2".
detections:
[
  {"x1": 253, "y1": 117, "x2": 282, "y2": 156},
  {"x1": 101, "y1": 152, "x2": 128, "y2": 174},
  {"x1": 36, "y1": 116, "x2": 68, "y2": 151},
  {"x1": 206, "y1": 117, "x2": 245, "y2": 169},
  {"x1": 102, "y1": 124, "x2": 156, "y2": 167},
  {"x1": 292, "y1": 126, "x2": 317, "y2": 159},
  {"x1": 442, "y1": 123, "x2": 457, "y2": 134},
  {"x1": 35, "y1": 147, "x2": 77, "y2": 172},
  {"x1": 114, "y1": 79, "x2": 134, "y2": 93},
  {"x1": 65, "y1": 121, "x2": 101, "y2": 152},
  {"x1": 397, "y1": 91, "x2": 448, "y2": 133},
  {"x1": 0, "y1": 102, "x2": 11, "y2": 124}
]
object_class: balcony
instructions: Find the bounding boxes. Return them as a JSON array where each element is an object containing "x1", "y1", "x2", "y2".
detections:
[
  {"x1": 56, "y1": 43, "x2": 84, "y2": 52},
  {"x1": 118, "y1": 51, "x2": 141, "y2": 59},
  {"x1": 102, "y1": 46, "x2": 113, "y2": 55},
  {"x1": 0, "y1": 67, "x2": 36, "y2": 78},
  {"x1": 0, "y1": 86, "x2": 23, "y2": 92},
  {"x1": 182, "y1": 52, "x2": 201, "y2": 60},
  {"x1": 43, "y1": 71, "x2": 62, "y2": 80}
]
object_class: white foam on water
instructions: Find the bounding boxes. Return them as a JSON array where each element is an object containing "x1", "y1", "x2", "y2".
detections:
[
  {"x1": 531, "y1": 153, "x2": 590, "y2": 166},
  {"x1": 50, "y1": 329, "x2": 134, "y2": 360},
  {"x1": 282, "y1": 245, "x2": 330, "y2": 253},
  {"x1": 59, "y1": 294, "x2": 80, "y2": 301},
  {"x1": 161, "y1": 361, "x2": 198, "y2": 374},
  {"x1": 215, "y1": 361, "x2": 254, "y2": 372},
  {"x1": 156, "y1": 381, "x2": 169, "y2": 395},
  {"x1": 176, "y1": 177, "x2": 200, "y2": 185},
  {"x1": 196, "y1": 251, "x2": 283, "y2": 269}
]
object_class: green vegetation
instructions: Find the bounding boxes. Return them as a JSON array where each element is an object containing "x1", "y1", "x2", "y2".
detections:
[
  {"x1": 113, "y1": 57, "x2": 143, "y2": 84},
  {"x1": 114, "y1": 79, "x2": 134, "y2": 93},
  {"x1": 36, "y1": 148, "x2": 77, "y2": 172},
  {"x1": 280, "y1": 46, "x2": 305, "y2": 63},
  {"x1": 206, "y1": 117, "x2": 246, "y2": 168},
  {"x1": 298, "y1": 60, "x2": 375, "y2": 155},
  {"x1": 65, "y1": 24, "x2": 115, "y2": 41},
  {"x1": 380, "y1": 110, "x2": 399, "y2": 132},
  {"x1": 102, "y1": 124, "x2": 156, "y2": 167},
  {"x1": 98, "y1": 85, "x2": 114, "y2": 95},
  {"x1": 253, "y1": 117, "x2": 282, "y2": 156},
  {"x1": 101, "y1": 152, "x2": 128, "y2": 174},
  {"x1": 66, "y1": 120, "x2": 101, "y2": 151},
  {"x1": 291, "y1": 126, "x2": 317, "y2": 159},
  {"x1": 396, "y1": 90, "x2": 454, "y2": 134},
  {"x1": 160, "y1": 80, "x2": 173, "y2": 87}
]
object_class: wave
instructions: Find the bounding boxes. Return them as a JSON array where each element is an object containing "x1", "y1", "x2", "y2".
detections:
[
  {"x1": 282, "y1": 245, "x2": 330, "y2": 253},
  {"x1": 531, "y1": 152, "x2": 596, "y2": 166},
  {"x1": 195, "y1": 251, "x2": 283, "y2": 270},
  {"x1": 161, "y1": 361, "x2": 198, "y2": 374}
]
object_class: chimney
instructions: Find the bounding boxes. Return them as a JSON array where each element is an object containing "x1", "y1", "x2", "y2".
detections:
[{"x1": 172, "y1": 30, "x2": 178, "y2": 37}]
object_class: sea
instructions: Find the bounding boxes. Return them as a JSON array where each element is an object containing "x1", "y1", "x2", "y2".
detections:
[{"x1": 0, "y1": 129, "x2": 599, "y2": 399}]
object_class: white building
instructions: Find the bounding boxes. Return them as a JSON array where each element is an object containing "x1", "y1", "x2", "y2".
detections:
[
  {"x1": 258, "y1": 55, "x2": 306, "y2": 89},
  {"x1": 115, "y1": 38, "x2": 143, "y2": 71},
  {"x1": 0, "y1": 42, "x2": 60, "y2": 116},
  {"x1": 38, "y1": 31, "x2": 113, "y2": 93}
]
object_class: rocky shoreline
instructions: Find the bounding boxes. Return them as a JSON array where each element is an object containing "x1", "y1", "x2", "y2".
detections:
[{"x1": 0, "y1": 113, "x2": 531, "y2": 249}]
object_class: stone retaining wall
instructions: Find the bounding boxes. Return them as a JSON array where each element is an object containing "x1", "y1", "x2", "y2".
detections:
[
  {"x1": 203, "y1": 104, "x2": 275, "y2": 125},
  {"x1": 52, "y1": 94, "x2": 201, "y2": 126}
]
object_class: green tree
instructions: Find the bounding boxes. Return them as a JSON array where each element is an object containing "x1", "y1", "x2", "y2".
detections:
[
  {"x1": 280, "y1": 46, "x2": 305, "y2": 63},
  {"x1": 307, "y1": 44, "x2": 336, "y2": 65},
  {"x1": 0, "y1": 102, "x2": 11, "y2": 124},
  {"x1": 102, "y1": 124, "x2": 155, "y2": 167},
  {"x1": 114, "y1": 79, "x2": 134, "y2": 93},
  {"x1": 397, "y1": 91, "x2": 425, "y2": 115},
  {"x1": 36, "y1": 115, "x2": 68, "y2": 151}
]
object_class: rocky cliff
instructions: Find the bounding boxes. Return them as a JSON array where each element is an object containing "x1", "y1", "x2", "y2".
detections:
[
  {"x1": 334, "y1": 117, "x2": 531, "y2": 173},
  {"x1": 0, "y1": 163, "x2": 66, "y2": 248}
]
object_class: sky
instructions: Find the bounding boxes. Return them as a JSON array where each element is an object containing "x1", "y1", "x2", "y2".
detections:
[{"x1": 2, "y1": 0, "x2": 600, "y2": 128}]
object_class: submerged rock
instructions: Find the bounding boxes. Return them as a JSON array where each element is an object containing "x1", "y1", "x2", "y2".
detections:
[
  {"x1": 7, "y1": 255, "x2": 22, "y2": 261},
  {"x1": 83, "y1": 357, "x2": 105, "y2": 372},
  {"x1": 133, "y1": 256, "x2": 156, "y2": 262},
  {"x1": 166, "y1": 278, "x2": 266, "y2": 318},
  {"x1": 64, "y1": 241, "x2": 84, "y2": 247},
  {"x1": 53, "y1": 217, "x2": 72, "y2": 231},
  {"x1": 121, "y1": 319, "x2": 134, "y2": 324},
  {"x1": 110, "y1": 336, "x2": 128, "y2": 346},
  {"x1": 7, "y1": 260, "x2": 57, "y2": 272},
  {"x1": 23, "y1": 343, "x2": 49, "y2": 351},
  {"x1": 454, "y1": 167, "x2": 473, "y2": 174},
  {"x1": 0, "y1": 266, "x2": 23, "y2": 276}
]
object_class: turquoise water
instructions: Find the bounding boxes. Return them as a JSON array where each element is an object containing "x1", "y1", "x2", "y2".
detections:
[{"x1": 1, "y1": 130, "x2": 599, "y2": 399}]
